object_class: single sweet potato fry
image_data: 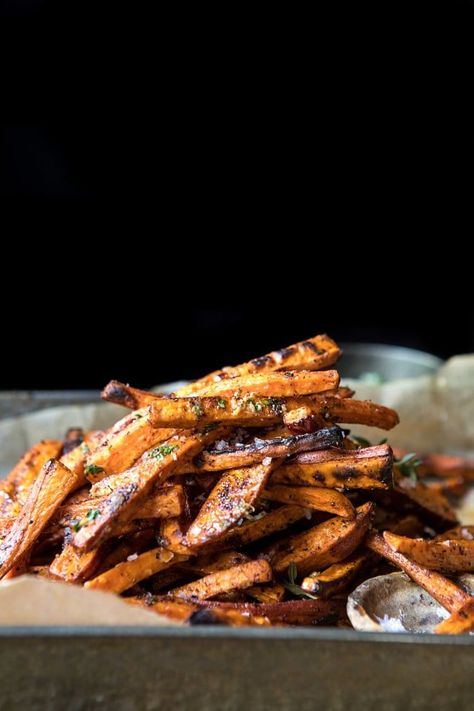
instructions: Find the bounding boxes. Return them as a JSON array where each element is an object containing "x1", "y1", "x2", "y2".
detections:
[
  {"x1": 272, "y1": 502, "x2": 374, "y2": 575},
  {"x1": 434, "y1": 598, "x2": 474, "y2": 634},
  {"x1": 187, "y1": 428, "x2": 345, "y2": 473},
  {"x1": 392, "y1": 469, "x2": 458, "y2": 527},
  {"x1": 0, "y1": 440, "x2": 63, "y2": 515},
  {"x1": 383, "y1": 531, "x2": 474, "y2": 573},
  {"x1": 366, "y1": 532, "x2": 470, "y2": 613},
  {"x1": 85, "y1": 547, "x2": 188, "y2": 594},
  {"x1": 246, "y1": 583, "x2": 286, "y2": 603},
  {"x1": 307, "y1": 397, "x2": 399, "y2": 430},
  {"x1": 301, "y1": 551, "x2": 369, "y2": 597},
  {"x1": 49, "y1": 543, "x2": 106, "y2": 582},
  {"x1": 101, "y1": 381, "x2": 161, "y2": 409},
  {"x1": 185, "y1": 369, "x2": 340, "y2": 399},
  {"x1": 185, "y1": 459, "x2": 279, "y2": 547},
  {"x1": 271, "y1": 445, "x2": 392, "y2": 489},
  {"x1": 170, "y1": 559, "x2": 272, "y2": 600},
  {"x1": 0, "y1": 459, "x2": 80, "y2": 578},
  {"x1": 262, "y1": 485, "x2": 355, "y2": 518},
  {"x1": 216, "y1": 505, "x2": 308, "y2": 550},
  {"x1": 149, "y1": 395, "x2": 284, "y2": 428},
  {"x1": 200, "y1": 597, "x2": 346, "y2": 625}
]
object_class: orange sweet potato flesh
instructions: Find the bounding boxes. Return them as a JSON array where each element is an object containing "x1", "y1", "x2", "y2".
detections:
[
  {"x1": 434, "y1": 599, "x2": 474, "y2": 634},
  {"x1": 185, "y1": 459, "x2": 279, "y2": 548},
  {"x1": 84, "y1": 407, "x2": 176, "y2": 480},
  {"x1": 366, "y1": 532, "x2": 470, "y2": 613},
  {"x1": 0, "y1": 459, "x2": 80, "y2": 578},
  {"x1": 50, "y1": 484, "x2": 185, "y2": 534},
  {"x1": 85, "y1": 547, "x2": 188, "y2": 594},
  {"x1": 271, "y1": 445, "x2": 392, "y2": 489},
  {"x1": 149, "y1": 396, "x2": 283, "y2": 428},
  {"x1": 177, "y1": 334, "x2": 341, "y2": 397},
  {"x1": 49, "y1": 543, "x2": 106, "y2": 582},
  {"x1": 262, "y1": 485, "x2": 355, "y2": 518},
  {"x1": 271, "y1": 502, "x2": 374, "y2": 575},
  {"x1": 301, "y1": 551, "x2": 369, "y2": 597},
  {"x1": 392, "y1": 469, "x2": 458, "y2": 526},
  {"x1": 170, "y1": 559, "x2": 272, "y2": 600},
  {"x1": 206, "y1": 505, "x2": 308, "y2": 551},
  {"x1": 383, "y1": 531, "x2": 474, "y2": 573},
  {"x1": 0, "y1": 440, "x2": 63, "y2": 515},
  {"x1": 185, "y1": 369, "x2": 340, "y2": 399},
  {"x1": 72, "y1": 428, "x2": 225, "y2": 551},
  {"x1": 308, "y1": 397, "x2": 399, "y2": 430}
]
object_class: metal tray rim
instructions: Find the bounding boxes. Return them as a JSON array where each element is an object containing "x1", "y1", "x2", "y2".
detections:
[{"x1": 0, "y1": 625, "x2": 473, "y2": 645}]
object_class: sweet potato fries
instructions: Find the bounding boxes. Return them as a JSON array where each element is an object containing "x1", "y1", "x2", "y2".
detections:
[{"x1": 0, "y1": 333, "x2": 471, "y2": 632}]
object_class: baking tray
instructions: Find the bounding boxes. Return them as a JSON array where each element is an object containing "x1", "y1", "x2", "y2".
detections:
[{"x1": 1, "y1": 389, "x2": 473, "y2": 711}]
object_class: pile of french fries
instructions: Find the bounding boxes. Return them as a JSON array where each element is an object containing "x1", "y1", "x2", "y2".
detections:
[{"x1": 1, "y1": 334, "x2": 474, "y2": 632}]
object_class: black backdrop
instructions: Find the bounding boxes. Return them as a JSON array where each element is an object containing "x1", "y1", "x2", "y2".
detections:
[{"x1": 1, "y1": 1, "x2": 473, "y2": 389}]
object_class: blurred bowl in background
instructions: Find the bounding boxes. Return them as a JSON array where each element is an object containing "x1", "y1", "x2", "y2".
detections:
[{"x1": 339, "y1": 343, "x2": 443, "y2": 382}]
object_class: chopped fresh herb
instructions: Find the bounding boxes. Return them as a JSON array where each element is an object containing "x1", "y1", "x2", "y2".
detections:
[
  {"x1": 71, "y1": 519, "x2": 82, "y2": 533},
  {"x1": 395, "y1": 452, "x2": 422, "y2": 481},
  {"x1": 145, "y1": 595, "x2": 157, "y2": 607},
  {"x1": 216, "y1": 398, "x2": 226, "y2": 409},
  {"x1": 350, "y1": 435, "x2": 372, "y2": 448},
  {"x1": 378, "y1": 438, "x2": 388, "y2": 445},
  {"x1": 84, "y1": 463, "x2": 105, "y2": 476},
  {"x1": 86, "y1": 509, "x2": 101, "y2": 522},
  {"x1": 282, "y1": 562, "x2": 318, "y2": 600},
  {"x1": 191, "y1": 404, "x2": 204, "y2": 418},
  {"x1": 251, "y1": 398, "x2": 264, "y2": 412},
  {"x1": 148, "y1": 444, "x2": 178, "y2": 460},
  {"x1": 260, "y1": 397, "x2": 284, "y2": 414},
  {"x1": 202, "y1": 423, "x2": 218, "y2": 434},
  {"x1": 134, "y1": 413, "x2": 143, "y2": 420},
  {"x1": 80, "y1": 442, "x2": 90, "y2": 456}
]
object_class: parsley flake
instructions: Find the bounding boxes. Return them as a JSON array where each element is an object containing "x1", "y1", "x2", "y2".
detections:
[
  {"x1": 282, "y1": 562, "x2": 318, "y2": 600},
  {"x1": 84, "y1": 464, "x2": 105, "y2": 476},
  {"x1": 395, "y1": 453, "x2": 422, "y2": 482},
  {"x1": 86, "y1": 509, "x2": 101, "y2": 522},
  {"x1": 148, "y1": 444, "x2": 178, "y2": 460}
]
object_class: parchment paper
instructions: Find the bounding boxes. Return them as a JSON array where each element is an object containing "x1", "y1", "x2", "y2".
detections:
[{"x1": 0, "y1": 361, "x2": 472, "y2": 625}]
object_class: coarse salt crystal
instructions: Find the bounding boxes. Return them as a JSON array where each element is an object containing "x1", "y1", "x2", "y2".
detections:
[
  {"x1": 127, "y1": 553, "x2": 138, "y2": 561},
  {"x1": 262, "y1": 457, "x2": 272, "y2": 466}
]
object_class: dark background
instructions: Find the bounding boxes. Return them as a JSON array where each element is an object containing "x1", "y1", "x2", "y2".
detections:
[{"x1": 1, "y1": 1, "x2": 473, "y2": 389}]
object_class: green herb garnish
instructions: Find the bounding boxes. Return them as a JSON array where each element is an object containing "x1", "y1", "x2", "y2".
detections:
[
  {"x1": 378, "y1": 438, "x2": 388, "y2": 445},
  {"x1": 134, "y1": 413, "x2": 143, "y2": 420},
  {"x1": 350, "y1": 435, "x2": 372, "y2": 448},
  {"x1": 202, "y1": 423, "x2": 218, "y2": 434},
  {"x1": 86, "y1": 509, "x2": 101, "y2": 522},
  {"x1": 148, "y1": 444, "x2": 178, "y2": 460},
  {"x1": 282, "y1": 562, "x2": 318, "y2": 600},
  {"x1": 395, "y1": 453, "x2": 422, "y2": 481},
  {"x1": 71, "y1": 519, "x2": 82, "y2": 533},
  {"x1": 80, "y1": 442, "x2": 90, "y2": 456},
  {"x1": 84, "y1": 464, "x2": 105, "y2": 476},
  {"x1": 191, "y1": 404, "x2": 204, "y2": 418},
  {"x1": 216, "y1": 398, "x2": 226, "y2": 409}
]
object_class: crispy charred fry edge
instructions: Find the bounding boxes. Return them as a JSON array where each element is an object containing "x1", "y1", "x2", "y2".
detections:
[{"x1": 3, "y1": 332, "x2": 472, "y2": 631}]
